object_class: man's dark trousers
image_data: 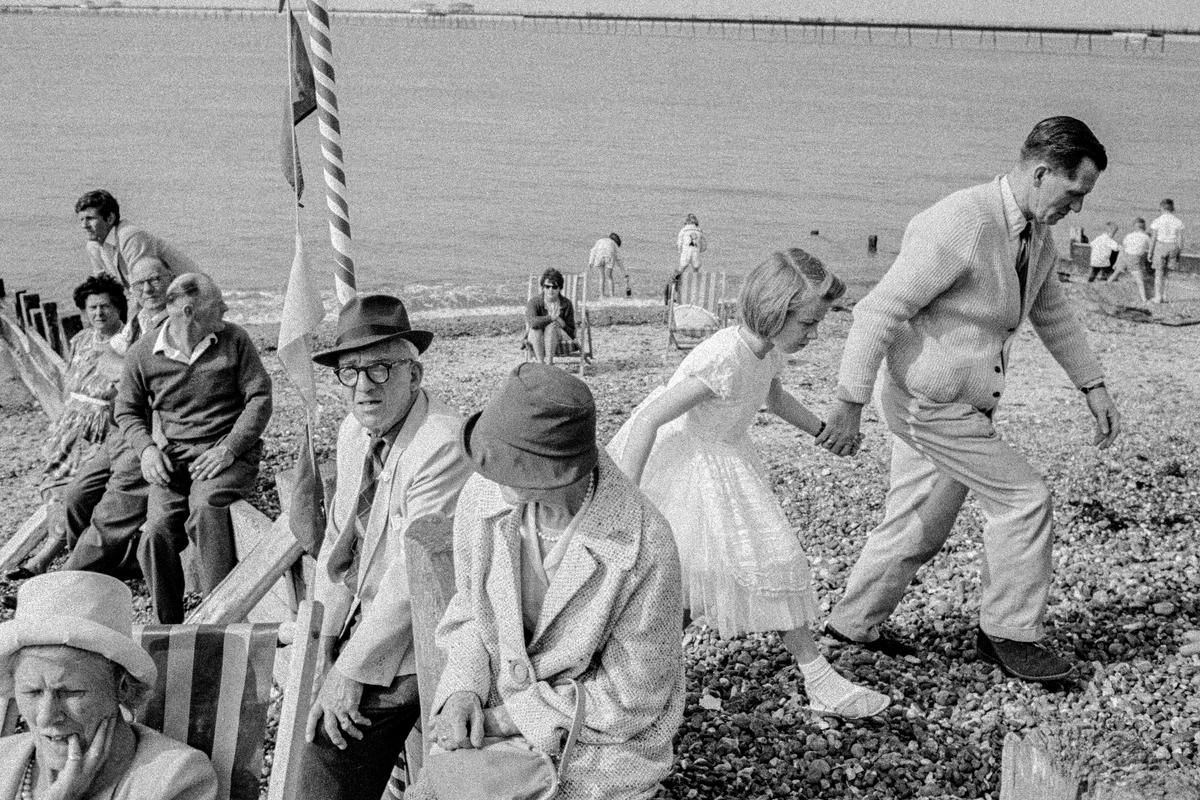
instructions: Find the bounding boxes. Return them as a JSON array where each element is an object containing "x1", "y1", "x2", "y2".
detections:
[{"x1": 138, "y1": 439, "x2": 260, "y2": 623}]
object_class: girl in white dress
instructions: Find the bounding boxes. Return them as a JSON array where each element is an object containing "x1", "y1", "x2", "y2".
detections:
[{"x1": 609, "y1": 248, "x2": 889, "y2": 718}]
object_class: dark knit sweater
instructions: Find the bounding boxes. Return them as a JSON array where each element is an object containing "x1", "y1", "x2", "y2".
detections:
[{"x1": 116, "y1": 322, "x2": 272, "y2": 458}]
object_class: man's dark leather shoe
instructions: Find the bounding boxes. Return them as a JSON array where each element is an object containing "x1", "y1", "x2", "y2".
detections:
[
  {"x1": 976, "y1": 627, "x2": 1074, "y2": 682},
  {"x1": 824, "y1": 622, "x2": 917, "y2": 658}
]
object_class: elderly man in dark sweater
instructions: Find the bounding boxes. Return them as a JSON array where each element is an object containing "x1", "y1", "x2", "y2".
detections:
[{"x1": 114, "y1": 272, "x2": 272, "y2": 623}]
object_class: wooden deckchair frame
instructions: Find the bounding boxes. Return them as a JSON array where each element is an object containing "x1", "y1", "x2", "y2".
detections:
[{"x1": 665, "y1": 270, "x2": 729, "y2": 357}]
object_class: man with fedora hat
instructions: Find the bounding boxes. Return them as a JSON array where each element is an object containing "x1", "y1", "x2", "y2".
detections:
[
  {"x1": 302, "y1": 294, "x2": 472, "y2": 800},
  {"x1": 407, "y1": 364, "x2": 684, "y2": 800}
]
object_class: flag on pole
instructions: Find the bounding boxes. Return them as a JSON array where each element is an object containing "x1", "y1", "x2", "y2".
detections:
[
  {"x1": 277, "y1": 232, "x2": 328, "y2": 555},
  {"x1": 282, "y1": 9, "x2": 317, "y2": 201}
]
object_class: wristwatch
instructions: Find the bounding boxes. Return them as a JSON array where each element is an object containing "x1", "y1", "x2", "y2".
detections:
[{"x1": 1080, "y1": 381, "x2": 1106, "y2": 395}]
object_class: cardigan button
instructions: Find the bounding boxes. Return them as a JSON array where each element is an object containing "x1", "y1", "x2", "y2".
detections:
[
  {"x1": 995, "y1": 366, "x2": 1002, "y2": 373},
  {"x1": 992, "y1": 391, "x2": 1001, "y2": 398},
  {"x1": 1006, "y1": 328, "x2": 1015, "y2": 333},
  {"x1": 511, "y1": 661, "x2": 529, "y2": 685}
]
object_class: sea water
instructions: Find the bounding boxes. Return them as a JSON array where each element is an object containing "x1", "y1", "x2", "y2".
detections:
[{"x1": 3, "y1": 12, "x2": 1198, "y2": 322}]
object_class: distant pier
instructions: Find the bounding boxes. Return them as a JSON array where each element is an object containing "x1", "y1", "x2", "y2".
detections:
[{"x1": 4, "y1": 5, "x2": 1196, "y2": 55}]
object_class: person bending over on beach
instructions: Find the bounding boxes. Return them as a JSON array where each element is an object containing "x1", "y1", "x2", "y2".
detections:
[
  {"x1": 302, "y1": 294, "x2": 472, "y2": 800},
  {"x1": 114, "y1": 273, "x2": 271, "y2": 624},
  {"x1": 818, "y1": 116, "x2": 1121, "y2": 684},
  {"x1": 6, "y1": 275, "x2": 128, "y2": 583},
  {"x1": 676, "y1": 213, "x2": 707, "y2": 274},
  {"x1": 525, "y1": 267, "x2": 578, "y2": 365},
  {"x1": 76, "y1": 189, "x2": 198, "y2": 290},
  {"x1": 588, "y1": 231, "x2": 627, "y2": 299},
  {"x1": 1147, "y1": 198, "x2": 1185, "y2": 304},
  {"x1": 1087, "y1": 222, "x2": 1121, "y2": 282},
  {"x1": 60, "y1": 257, "x2": 177, "y2": 584},
  {"x1": 407, "y1": 364, "x2": 683, "y2": 800},
  {"x1": 608, "y1": 249, "x2": 889, "y2": 719},
  {"x1": 1107, "y1": 217, "x2": 1152, "y2": 302}
]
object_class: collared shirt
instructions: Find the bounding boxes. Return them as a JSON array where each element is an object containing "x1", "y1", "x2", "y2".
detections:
[
  {"x1": 1089, "y1": 233, "x2": 1122, "y2": 267},
  {"x1": 1150, "y1": 212, "x2": 1184, "y2": 245},
  {"x1": 153, "y1": 323, "x2": 217, "y2": 366},
  {"x1": 998, "y1": 175, "x2": 1031, "y2": 241},
  {"x1": 85, "y1": 220, "x2": 198, "y2": 288}
]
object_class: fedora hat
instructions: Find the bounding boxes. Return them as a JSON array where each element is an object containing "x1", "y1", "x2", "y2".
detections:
[
  {"x1": 312, "y1": 294, "x2": 434, "y2": 367},
  {"x1": 0, "y1": 571, "x2": 157, "y2": 693},
  {"x1": 462, "y1": 363, "x2": 598, "y2": 490}
]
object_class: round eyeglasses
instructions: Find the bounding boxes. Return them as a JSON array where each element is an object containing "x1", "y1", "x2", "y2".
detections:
[{"x1": 334, "y1": 360, "x2": 410, "y2": 387}]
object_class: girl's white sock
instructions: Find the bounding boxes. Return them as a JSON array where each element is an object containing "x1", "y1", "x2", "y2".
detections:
[{"x1": 797, "y1": 655, "x2": 889, "y2": 718}]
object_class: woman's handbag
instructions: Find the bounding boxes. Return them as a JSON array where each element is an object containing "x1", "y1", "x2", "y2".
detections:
[{"x1": 424, "y1": 680, "x2": 586, "y2": 800}]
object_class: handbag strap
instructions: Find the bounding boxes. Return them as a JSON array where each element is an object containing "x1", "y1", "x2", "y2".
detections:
[{"x1": 555, "y1": 679, "x2": 586, "y2": 780}]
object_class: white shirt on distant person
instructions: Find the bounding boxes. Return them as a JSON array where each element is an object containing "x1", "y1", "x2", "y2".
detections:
[
  {"x1": 1150, "y1": 213, "x2": 1184, "y2": 246},
  {"x1": 1088, "y1": 233, "x2": 1121, "y2": 267},
  {"x1": 1121, "y1": 230, "x2": 1151, "y2": 257}
]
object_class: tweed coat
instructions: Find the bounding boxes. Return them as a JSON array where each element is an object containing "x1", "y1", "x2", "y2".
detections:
[
  {"x1": 314, "y1": 390, "x2": 472, "y2": 687},
  {"x1": 413, "y1": 452, "x2": 684, "y2": 800},
  {"x1": 838, "y1": 176, "x2": 1105, "y2": 412}
]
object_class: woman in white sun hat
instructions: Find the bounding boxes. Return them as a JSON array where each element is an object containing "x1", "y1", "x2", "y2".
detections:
[{"x1": 0, "y1": 571, "x2": 217, "y2": 800}]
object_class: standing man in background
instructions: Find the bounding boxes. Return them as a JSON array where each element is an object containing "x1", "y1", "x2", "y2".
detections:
[
  {"x1": 1147, "y1": 198, "x2": 1185, "y2": 304},
  {"x1": 588, "y1": 232, "x2": 626, "y2": 299},
  {"x1": 76, "y1": 189, "x2": 198, "y2": 288},
  {"x1": 818, "y1": 116, "x2": 1121, "y2": 684}
]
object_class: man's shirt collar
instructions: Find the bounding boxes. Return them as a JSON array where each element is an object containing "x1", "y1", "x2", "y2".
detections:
[
  {"x1": 999, "y1": 175, "x2": 1031, "y2": 240},
  {"x1": 154, "y1": 321, "x2": 217, "y2": 365}
]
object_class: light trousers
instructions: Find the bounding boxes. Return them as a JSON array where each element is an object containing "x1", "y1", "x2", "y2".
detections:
[{"x1": 829, "y1": 378, "x2": 1054, "y2": 643}]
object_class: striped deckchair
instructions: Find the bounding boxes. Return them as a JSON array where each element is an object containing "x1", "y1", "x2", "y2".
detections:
[
  {"x1": 666, "y1": 270, "x2": 729, "y2": 354},
  {"x1": 522, "y1": 272, "x2": 594, "y2": 375},
  {"x1": 1, "y1": 601, "x2": 322, "y2": 800}
]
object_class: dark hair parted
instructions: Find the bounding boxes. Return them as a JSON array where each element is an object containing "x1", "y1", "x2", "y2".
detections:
[
  {"x1": 73, "y1": 274, "x2": 128, "y2": 320},
  {"x1": 540, "y1": 268, "x2": 564, "y2": 290},
  {"x1": 74, "y1": 189, "x2": 121, "y2": 223},
  {"x1": 738, "y1": 248, "x2": 845, "y2": 340},
  {"x1": 1020, "y1": 116, "x2": 1107, "y2": 176},
  {"x1": 1161, "y1": 199, "x2": 1175, "y2": 212}
]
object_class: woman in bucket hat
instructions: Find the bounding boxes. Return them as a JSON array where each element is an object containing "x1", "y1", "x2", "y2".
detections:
[
  {"x1": 0, "y1": 572, "x2": 217, "y2": 800},
  {"x1": 407, "y1": 364, "x2": 684, "y2": 800}
]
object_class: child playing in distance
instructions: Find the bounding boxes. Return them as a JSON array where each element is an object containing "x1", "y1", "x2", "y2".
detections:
[{"x1": 608, "y1": 248, "x2": 889, "y2": 719}]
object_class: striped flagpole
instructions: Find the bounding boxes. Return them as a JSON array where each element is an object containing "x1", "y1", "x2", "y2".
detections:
[{"x1": 305, "y1": 0, "x2": 356, "y2": 305}]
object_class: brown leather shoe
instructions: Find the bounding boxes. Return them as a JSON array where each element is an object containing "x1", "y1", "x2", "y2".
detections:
[{"x1": 824, "y1": 622, "x2": 917, "y2": 658}]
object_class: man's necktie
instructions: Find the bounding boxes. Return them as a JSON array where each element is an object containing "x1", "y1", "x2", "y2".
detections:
[
  {"x1": 1015, "y1": 223, "x2": 1032, "y2": 307},
  {"x1": 329, "y1": 436, "x2": 386, "y2": 587}
]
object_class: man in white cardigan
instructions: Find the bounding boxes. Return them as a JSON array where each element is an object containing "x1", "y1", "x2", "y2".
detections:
[
  {"x1": 818, "y1": 117, "x2": 1121, "y2": 683},
  {"x1": 302, "y1": 295, "x2": 472, "y2": 799}
]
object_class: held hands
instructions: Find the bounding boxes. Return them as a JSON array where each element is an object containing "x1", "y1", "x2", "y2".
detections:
[
  {"x1": 305, "y1": 664, "x2": 369, "y2": 750},
  {"x1": 140, "y1": 446, "x2": 173, "y2": 487},
  {"x1": 43, "y1": 717, "x2": 118, "y2": 800},
  {"x1": 190, "y1": 444, "x2": 234, "y2": 481},
  {"x1": 815, "y1": 400, "x2": 864, "y2": 457},
  {"x1": 432, "y1": 691, "x2": 486, "y2": 750},
  {"x1": 1084, "y1": 387, "x2": 1121, "y2": 449}
]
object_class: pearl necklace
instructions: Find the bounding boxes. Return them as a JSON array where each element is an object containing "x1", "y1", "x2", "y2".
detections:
[
  {"x1": 535, "y1": 474, "x2": 596, "y2": 542},
  {"x1": 19, "y1": 754, "x2": 34, "y2": 800}
]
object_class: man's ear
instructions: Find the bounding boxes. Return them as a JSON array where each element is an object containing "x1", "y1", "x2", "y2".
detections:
[
  {"x1": 1032, "y1": 165, "x2": 1049, "y2": 187},
  {"x1": 410, "y1": 360, "x2": 424, "y2": 388}
]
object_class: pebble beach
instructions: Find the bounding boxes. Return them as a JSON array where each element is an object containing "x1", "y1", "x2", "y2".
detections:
[{"x1": 1, "y1": 285, "x2": 1198, "y2": 798}]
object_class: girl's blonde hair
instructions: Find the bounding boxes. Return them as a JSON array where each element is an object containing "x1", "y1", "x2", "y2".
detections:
[{"x1": 738, "y1": 248, "x2": 845, "y2": 339}]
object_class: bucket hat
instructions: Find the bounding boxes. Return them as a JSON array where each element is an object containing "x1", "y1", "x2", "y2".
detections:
[
  {"x1": 0, "y1": 571, "x2": 157, "y2": 693},
  {"x1": 312, "y1": 294, "x2": 433, "y2": 367},
  {"x1": 462, "y1": 363, "x2": 598, "y2": 490}
]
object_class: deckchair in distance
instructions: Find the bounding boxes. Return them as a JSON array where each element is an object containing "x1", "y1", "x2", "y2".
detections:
[
  {"x1": 665, "y1": 270, "x2": 729, "y2": 355},
  {"x1": 522, "y1": 272, "x2": 594, "y2": 375}
]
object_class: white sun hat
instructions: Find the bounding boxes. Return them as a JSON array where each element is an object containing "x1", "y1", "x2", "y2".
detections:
[{"x1": 0, "y1": 571, "x2": 157, "y2": 693}]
